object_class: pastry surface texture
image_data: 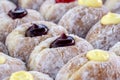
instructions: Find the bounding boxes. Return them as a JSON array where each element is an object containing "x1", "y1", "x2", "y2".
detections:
[
  {"x1": 28, "y1": 34, "x2": 93, "y2": 78},
  {"x1": 19, "y1": 0, "x2": 45, "y2": 10},
  {"x1": 105, "y1": 0, "x2": 120, "y2": 13},
  {"x1": 40, "y1": 0, "x2": 78, "y2": 23},
  {"x1": 0, "y1": 8, "x2": 43, "y2": 43},
  {"x1": 86, "y1": 21, "x2": 120, "y2": 50},
  {"x1": 6, "y1": 21, "x2": 67, "y2": 62},
  {"x1": 109, "y1": 42, "x2": 120, "y2": 56},
  {"x1": 56, "y1": 50, "x2": 120, "y2": 80},
  {"x1": 59, "y1": 6, "x2": 108, "y2": 38},
  {"x1": 0, "y1": 52, "x2": 26, "y2": 80},
  {"x1": 3, "y1": 71, "x2": 53, "y2": 80},
  {"x1": 0, "y1": 0, "x2": 16, "y2": 13},
  {"x1": 0, "y1": 42, "x2": 8, "y2": 54}
]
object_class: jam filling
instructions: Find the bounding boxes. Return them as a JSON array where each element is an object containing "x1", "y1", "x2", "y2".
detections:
[
  {"x1": 8, "y1": 7, "x2": 28, "y2": 19},
  {"x1": 50, "y1": 33, "x2": 75, "y2": 48},
  {"x1": 56, "y1": 0, "x2": 75, "y2": 3},
  {"x1": 25, "y1": 24, "x2": 49, "y2": 37}
]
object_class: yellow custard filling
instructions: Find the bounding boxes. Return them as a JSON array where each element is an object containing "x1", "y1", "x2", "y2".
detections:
[
  {"x1": 10, "y1": 71, "x2": 34, "y2": 80},
  {"x1": 86, "y1": 49, "x2": 109, "y2": 62},
  {"x1": 0, "y1": 56, "x2": 6, "y2": 64},
  {"x1": 101, "y1": 12, "x2": 120, "y2": 25},
  {"x1": 78, "y1": 0, "x2": 103, "y2": 8}
]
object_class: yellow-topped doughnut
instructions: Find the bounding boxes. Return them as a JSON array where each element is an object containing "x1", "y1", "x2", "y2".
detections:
[
  {"x1": 101, "y1": 12, "x2": 120, "y2": 25},
  {"x1": 0, "y1": 56, "x2": 6, "y2": 64},
  {"x1": 86, "y1": 49, "x2": 109, "y2": 62},
  {"x1": 10, "y1": 71, "x2": 34, "y2": 80},
  {"x1": 78, "y1": 0, "x2": 103, "y2": 8}
]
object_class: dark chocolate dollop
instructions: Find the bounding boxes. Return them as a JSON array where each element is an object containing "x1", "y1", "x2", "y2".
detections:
[
  {"x1": 50, "y1": 33, "x2": 75, "y2": 48},
  {"x1": 25, "y1": 24, "x2": 49, "y2": 37},
  {"x1": 8, "y1": 7, "x2": 28, "y2": 19}
]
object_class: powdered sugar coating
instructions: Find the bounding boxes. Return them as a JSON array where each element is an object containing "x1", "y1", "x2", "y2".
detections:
[
  {"x1": 0, "y1": 42, "x2": 8, "y2": 54},
  {"x1": 56, "y1": 51, "x2": 120, "y2": 80},
  {"x1": 40, "y1": 0, "x2": 78, "y2": 23},
  {"x1": 105, "y1": 0, "x2": 120, "y2": 13},
  {"x1": 28, "y1": 34, "x2": 93, "y2": 78},
  {"x1": 0, "y1": 52, "x2": 26, "y2": 80},
  {"x1": 0, "y1": 0, "x2": 16, "y2": 13},
  {"x1": 30, "y1": 71, "x2": 53, "y2": 80},
  {"x1": 3, "y1": 71, "x2": 53, "y2": 80},
  {"x1": 6, "y1": 21, "x2": 67, "y2": 62},
  {"x1": 109, "y1": 42, "x2": 120, "y2": 56},
  {"x1": 86, "y1": 22, "x2": 120, "y2": 50},
  {"x1": 0, "y1": 9, "x2": 43, "y2": 43},
  {"x1": 19, "y1": 0, "x2": 45, "y2": 10},
  {"x1": 59, "y1": 6, "x2": 108, "y2": 38}
]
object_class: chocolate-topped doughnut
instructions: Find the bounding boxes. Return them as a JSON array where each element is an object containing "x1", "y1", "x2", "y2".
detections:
[
  {"x1": 6, "y1": 21, "x2": 67, "y2": 62},
  {"x1": 0, "y1": 6, "x2": 43, "y2": 43},
  {"x1": 28, "y1": 34, "x2": 93, "y2": 78}
]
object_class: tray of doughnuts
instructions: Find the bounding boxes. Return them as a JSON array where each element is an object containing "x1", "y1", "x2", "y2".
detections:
[{"x1": 0, "y1": 0, "x2": 120, "y2": 80}]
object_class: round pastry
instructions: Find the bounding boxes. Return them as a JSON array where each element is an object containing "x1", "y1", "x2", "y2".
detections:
[
  {"x1": 0, "y1": 7, "x2": 43, "y2": 43},
  {"x1": 3, "y1": 71, "x2": 53, "y2": 80},
  {"x1": 6, "y1": 21, "x2": 67, "y2": 62},
  {"x1": 58, "y1": 0, "x2": 108, "y2": 38},
  {"x1": 0, "y1": 0, "x2": 16, "y2": 13},
  {"x1": 28, "y1": 33, "x2": 93, "y2": 78},
  {"x1": 86, "y1": 12, "x2": 120, "y2": 50},
  {"x1": 18, "y1": 0, "x2": 45, "y2": 10},
  {"x1": 0, "y1": 52, "x2": 26, "y2": 80},
  {"x1": 40, "y1": 0, "x2": 78, "y2": 23},
  {"x1": 105, "y1": 0, "x2": 120, "y2": 13},
  {"x1": 109, "y1": 42, "x2": 120, "y2": 56},
  {"x1": 0, "y1": 42, "x2": 8, "y2": 54},
  {"x1": 56, "y1": 49, "x2": 120, "y2": 80}
]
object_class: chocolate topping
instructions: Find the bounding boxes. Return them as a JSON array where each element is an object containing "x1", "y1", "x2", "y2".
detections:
[
  {"x1": 25, "y1": 24, "x2": 49, "y2": 37},
  {"x1": 8, "y1": 7, "x2": 28, "y2": 19},
  {"x1": 50, "y1": 33, "x2": 75, "y2": 48}
]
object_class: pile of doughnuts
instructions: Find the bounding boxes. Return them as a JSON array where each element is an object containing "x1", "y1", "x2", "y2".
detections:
[{"x1": 0, "y1": 0, "x2": 120, "y2": 80}]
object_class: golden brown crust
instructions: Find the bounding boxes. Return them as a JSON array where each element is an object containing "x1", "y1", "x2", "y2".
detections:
[
  {"x1": 40, "y1": 0, "x2": 78, "y2": 23},
  {"x1": 6, "y1": 21, "x2": 67, "y2": 62},
  {"x1": 28, "y1": 34, "x2": 93, "y2": 78},
  {"x1": 86, "y1": 22, "x2": 120, "y2": 50},
  {"x1": 0, "y1": 52, "x2": 26, "y2": 80},
  {"x1": 56, "y1": 52, "x2": 120, "y2": 80},
  {"x1": 59, "y1": 6, "x2": 108, "y2": 38}
]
